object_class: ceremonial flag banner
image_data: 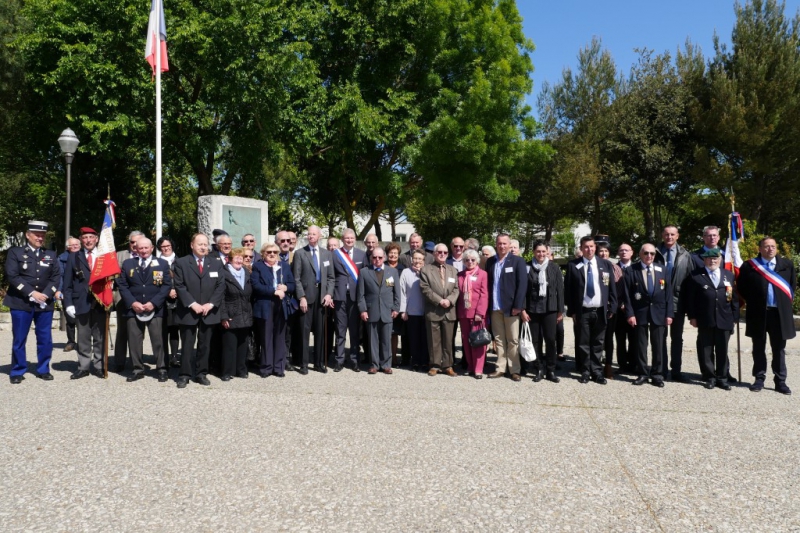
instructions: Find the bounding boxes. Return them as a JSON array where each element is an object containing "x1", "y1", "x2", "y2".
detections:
[
  {"x1": 145, "y1": 0, "x2": 169, "y2": 75},
  {"x1": 89, "y1": 199, "x2": 121, "y2": 309},
  {"x1": 724, "y1": 211, "x2": 744, "y2": 277}
]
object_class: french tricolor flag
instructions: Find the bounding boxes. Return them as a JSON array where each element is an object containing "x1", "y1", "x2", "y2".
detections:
[
  {"x1": 144, "y1": 0, "x2": 169, "y2": 75},
  {"x1": 89, "y1": 199, "x2": 122, "y2": 310},
  {"x1": 724, "y1": 211, "x2": 744, "y2": 278}
]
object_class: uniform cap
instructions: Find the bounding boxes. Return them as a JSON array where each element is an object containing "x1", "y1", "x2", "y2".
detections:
[{"x1": 28, "y1": 220, "x2": 48, "y2": 232}]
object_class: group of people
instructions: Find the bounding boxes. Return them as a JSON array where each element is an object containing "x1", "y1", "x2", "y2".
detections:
[{"x1": 4, "y1": 220, "x2": 795, "y2": 395}]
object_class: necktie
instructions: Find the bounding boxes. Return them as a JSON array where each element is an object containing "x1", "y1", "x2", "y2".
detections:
[
  {"x1": 140, "y1": 258, "x2": 146, "y2": 270},
  {"x1": 87, "y1": 252, "x2": 94, "y2": 270},
  {"x1": 197, "y1": 257, "x2": 203, "y2": 274},
  {"x1": 647, "y1": 266, "x2": 654, "y2": 295},
  {"x1": 586, "y1": 262, "x2": 595, "y2": 299},
  {"x1": 667, "y1": 249, "x2": 674, "y2": 279},
  {"x1": 711, "y1": 269, "x2": 719, "y2": 288},
  {"x1": 440, "y1": 264, "x2": 446, "y2": 285},
  {"x1": 311, "y1": 248, "x2": 320, "y2": 283},
  {"x1": 767, "y1": 261, "x2": 775, "y2": 306}
]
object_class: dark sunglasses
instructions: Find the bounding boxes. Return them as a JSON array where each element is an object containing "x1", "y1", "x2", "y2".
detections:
[
  {"x1": 242, "y1": 239, "x2": 255, "y2": 243},
  {"x1": 642, "y1": 251, "x2": 656, "y2": 256}
]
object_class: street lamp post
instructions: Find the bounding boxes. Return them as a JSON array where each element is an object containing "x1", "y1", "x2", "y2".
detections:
[{"x1": 57, "y1": 128, "x2": 80, "y2": 247}]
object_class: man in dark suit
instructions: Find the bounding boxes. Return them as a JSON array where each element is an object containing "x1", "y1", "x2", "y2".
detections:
[
  {"x1": 485, "y1": 234, "x2": 528, "y2": 381},
  {"x1": 357, "y1": 248, "x2": 400, "y2": 373},
  {"x1": 332, "y1": 228, "x2": 366, "y2": 372},
  {"x1": 113, "y1": 230, "x2": 144, "y2": 371},
  {"x1": 293, "y1": 225, "x2": 335, "y2": 373},
  {"x1": 623, "y1": 243, "x2": 674, "y2": 388},
  {"x1": 684, "y1": 248, "x2": 739, "y2": 390},
  {"x1": 737, "y1": 236, "x2": 795, "y2": 395},
  {"x1": 172, "y1": 233, "x2": 226, "y2": 388},
  {"x1": 116, "y1": 238, "x2": 172, "y2": 382},
  {"x1": 64, "y1": 227, "x2": 106, "y2": 379},
  {"x1": 564, "y1": 235, "x2": 618, "y2": 384},
  {"x1": 613, "y1": 242, "x2": 637, "y2": 374},
  {"x1": 654, "y1": 225, "x2": 693, "y2": 382},
  {"x1": 4, "y1": 220, "x2": 61, "y2": 384}
]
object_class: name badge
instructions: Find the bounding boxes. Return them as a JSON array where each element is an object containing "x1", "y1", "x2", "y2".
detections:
[
  {"x1": 723, "y1": 281, "x2": 731, "y2": 287},
  {"x1": 386, "y1": 276, "x2": 394, "y2": 283},
  {"x1": 39, "y1": 261, "x2": 49, "y2": 267},
  {"x1": 447, "y1": 277, "x2": 456, "y2": 283},
  {"x1": 209, "y1": 272, "x2": 219, "y2": 278},
  {"x1": 576, "y1": 263, "x2": 584, "y2": 270},
  {"x1": 150, "y1": 260, "x2": 159, "y2": 267},
  {"x1": 471, "y1": 276, "x2": 478, "y2": 281},
  {"x1": 355, "y1": 261, "x2": 362, "y2": 266},
  {"x1": 504, "y1": 267, "x2": 514, "y2": 273},
  {"x1": 323, "y1": 261, "x2": 330, "y2": 267},
  {"x1": 654, "y1": 265, "x2": 663, "y2": 272}
]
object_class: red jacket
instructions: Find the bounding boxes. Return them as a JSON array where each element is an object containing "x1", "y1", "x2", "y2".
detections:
[{"x1": 456, "y1": 268, "x2": 488, "y2": 320}]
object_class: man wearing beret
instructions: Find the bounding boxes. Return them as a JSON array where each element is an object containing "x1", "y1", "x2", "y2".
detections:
[
  {"x1": 64, "y1": 226, "x2": 106, "y2": 379},
  {"x1": 4, "y1": 220, "x2": 61, "y2": 383},
  {"x1": 684, "y1": 248, "x2": 739, "y2": 390}
]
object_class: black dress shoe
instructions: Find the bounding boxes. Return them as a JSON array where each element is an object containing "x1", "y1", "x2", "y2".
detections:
[
  {"x1": 126, "y1": 373, "x2": 145, "y2": 382},
  {"x1": 10, "y1": 375, "x2": 24, "y2": 384},
  {"x1": 158, "y1": 372, "x2": 169, "y2": 382},
  {"x1": 169, "y1": 358, "x2": 181, "y2": 368},
  {"x1": 285, "y1": 363, "x2": 296, "y2": 372},
  {"x1": 351, "y1": 364, "x2": 360, "y2": 373},
  {"x1": 194, "y1": 376, "x2": 211, "y2": 386},
  {"x1": 297, "y1": 367, "x2": 309, "y2": 375},
  {"x1": 652, "y1": 380, "x2": 665, "y2": 388},
  {"x1": 727, "y1": 374, "x2": 737, "y2": 383},
  {"x1": 237, "y1": 372, "x2": 249, "y2": 379},
  {"x1": 315, "y1": 365, "x2": 328, "y2": 374},
  {"x1": 177, "y1": 378, "x2": 189, "y2": 388},
  {"x1": 704, "y1": 380, "x2": 715, "y2": 389},
  {"x1": 749, "y1": 379, "x2": 765, "y2": 392},
  {"x1": 36, "y1": 372, "x2": 54, "y2": 381},
  {"x1": 775, "y1": 381, "x2": 792, "y2": 395},
  {"x1": 220, "y1": 375, "x2": 233, "y2": 382},
  {"x1": 545, "y1": 373, "x2": 560, "y2": 383},
  {"x1": 274, "y1": 372, "x2": 285, "y2": 378},
  {"x1": 334, "y1": 364, "x2": 343, "y2": 372},
  {"x1": 532, "y1": 371, "x2": 544, "y2": 382},
  {"x1": 71, "y1": 370, "x2": 90, "y2": 380},
  {"x1": 593, "y1": 375, "x2": 607, "y2": 385},
  {"x1": 578, "y1": 374, "x2": 590, "y2": 384},
  {"x1": 633, "y1": 376, "x2": 648, "y2": 386},
  {"x1": 716, "y1": 381, "x2": 731, "y2": 391}
]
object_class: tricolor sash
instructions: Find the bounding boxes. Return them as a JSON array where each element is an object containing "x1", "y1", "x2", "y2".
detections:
[
  {"x1": 749, "y1": 257, "x2": 793, "y2": 300},
  {"x1": 335, "y1": 248, "x2": 359, "y2": 283}
]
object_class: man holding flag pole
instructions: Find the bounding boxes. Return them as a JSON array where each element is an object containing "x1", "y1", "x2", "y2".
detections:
[{"x1": 724, "y1": 209, "x2": 745, "y2": 381}]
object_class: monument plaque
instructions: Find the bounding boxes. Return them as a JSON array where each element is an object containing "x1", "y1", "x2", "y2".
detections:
[{"x1": 197, "y1": 195, "x2": 269, "y2": 247}]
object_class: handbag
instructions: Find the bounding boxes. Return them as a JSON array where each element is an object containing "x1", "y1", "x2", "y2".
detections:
[
  {"x1": 282, "y1": 296, "x2": 299, "y2": 319},
  {"x1": 519, "y1": 322, "x2": 537, "y2": 362},
  {"x1": 468, "y1": 322, "x2": 492, "y2": 347}
]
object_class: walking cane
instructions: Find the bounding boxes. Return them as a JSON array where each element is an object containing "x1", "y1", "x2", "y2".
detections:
[
  {"x1": 736, "y1": 321, "x2": 742, "y2": 383},
  {"x1": 324, "y1": 305, "x2": 329, "y2": 368}
]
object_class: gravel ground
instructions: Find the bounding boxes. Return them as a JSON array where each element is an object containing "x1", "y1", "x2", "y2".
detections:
[{"x1": 1, "y1": 323, "x2": 798, "y2": 532}]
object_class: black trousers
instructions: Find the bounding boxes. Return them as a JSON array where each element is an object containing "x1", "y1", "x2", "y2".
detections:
[
  {"x1": 697, "y1": 327, "x2": 730, "y2": 383},
  {"x1": 635, "y1": 323, "x2": 666, "y2": 380},
  {"x1": 614, "y1": 311, "x2": 636, "y2": 370},
  {"x1": 221, "y1": 326, "x2": 249, "y2": 377},
  {"x1": 180, "y1": 322, "x2": 214, "y2": 379},
  {"x1": 574, "y1": 310, "x2": 606, "y2": 378},
  {"x1": 751, "y1": 308, "x2": 788, "y2": 382},
  {"x1": 162, "y1": 321, "x2": 180, "y2": 362},
  {"x1": 556, "y1": 319, "x2": 564, "y2": 355},
  {"x1": 603, "y1": 311, "x2": 617, "y2": 366},
  {"x1": 664, "y1": 310, "x2": 686, "y2": 375},
  {"x1": 407, "y1": 315, "x2": 429, "y2": 367},
  {"x1": 335, "y1": 295, "x2": 360, "y2": 366},
  {"x1": 529, "y1": 312, "x2": 558, "y2": 373}
]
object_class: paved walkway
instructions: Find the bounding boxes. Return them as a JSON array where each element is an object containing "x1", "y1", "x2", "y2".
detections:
[{"x1": 1, "y1": 324, "x2": 798, "y2": 532}]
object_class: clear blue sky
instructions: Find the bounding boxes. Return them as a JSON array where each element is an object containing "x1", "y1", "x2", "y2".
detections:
[{"x1": 519, "y1": 0, "x2": 800, "y2": 117}]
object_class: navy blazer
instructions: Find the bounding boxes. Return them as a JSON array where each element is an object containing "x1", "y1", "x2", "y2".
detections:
[
  {"x1": 332, "y1": 247, "x2": 366, "y2": 301},
  {"x1": 564, "y1": 257, "x2": 618, "y2": 321},
  {"x1": 485, "y1": 254, "x2": 528, "y2": 316},
  {"x1": 117, "y1": 256, "x2": 172, "y2": 318},
  {"x1": 220, "y1": 267, "x2": 253, "y2": 329},
  {"x1": 63, "y1": 249, "x2": 98, "y2": 315},
  {"x1": 3, "y1": 245, "x2": 61, "y2": 312},
  {"x1": 622, "y1": 263, "x2": 674, "y2": 326},
  {"x1": 684, "y1": 267, "x2": 739, "y2": 330},
  {"x1": 251, "y1": 260, "x2": 295, "y2": 319}
]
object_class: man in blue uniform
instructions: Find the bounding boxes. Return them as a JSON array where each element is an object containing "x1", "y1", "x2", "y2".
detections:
[{"x1": 4, "y1": 220, "x2": 61, "y2": 384}]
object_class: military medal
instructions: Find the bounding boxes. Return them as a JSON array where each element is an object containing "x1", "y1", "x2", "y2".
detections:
[
  {"x1": 659, "y1": 279, "x2": 665, "y2": 290},
  {"x1": 634, "y1": 292, "x2": 641, "y2": 300},
  {"x1": 703, "y1": 285, "x2": 709, "y2": 290},
  {"x1": 602, "y1": 272, "x2": 610, "y2": 286},
  {"x1": 153, "y1": 270, "x2": 164, "y2": 285},
  {"x1": 22, "y1": 262, "x2": 27, "y2": 270}
]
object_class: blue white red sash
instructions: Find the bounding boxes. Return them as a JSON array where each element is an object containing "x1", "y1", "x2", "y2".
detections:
[
  {"x1": 335, "y1": 248, "x2": 359, "y2": 283},
  {"x1": 749, "y1": 257, "x2": 793, "y2": 300}
]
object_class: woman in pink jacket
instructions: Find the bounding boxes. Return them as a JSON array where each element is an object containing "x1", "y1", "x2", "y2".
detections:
[{"x1": 456, "y1": 249, "x2": 489, "y2": 378}]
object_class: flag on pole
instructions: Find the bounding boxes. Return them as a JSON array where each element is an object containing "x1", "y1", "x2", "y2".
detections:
[
  {"x1": 724, "y1": 211, "x2": 744, "y2": 277},
  {"x1": 145, "y1": 0, "x2": 169, "y2": 75},
  {"x1": 89, "y1": 199, "x2": 122, "y2": 309}
]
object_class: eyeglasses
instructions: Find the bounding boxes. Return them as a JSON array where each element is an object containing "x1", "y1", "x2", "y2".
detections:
[
  {"x1": 129, "y1": 241, "x2": 138, "y2": 245},
  {"x1": 642, "y1": 251, "x2": 656, "y2": 256},
  {"x1": 279, "y1": 239, "x2": 291, "y2": 243},
  {"x1": 435, "y1": 251, "x2": 448, "y2": 255},
  {"x1": 242, "y1": 239, "x2": 255, "y2": 244},
  {"x1": 452, "y1": 245, "x2": 464, "y2": 249},
  {"x1": 265, "y1": 251, "x2": 278, "y2": 255},
  {"x1": 159, "y1": 245, "x2": 172, "y2": 249},
  {"x1": 464, "y1": 258, "x2": 477, "y2": 263},
  {"x1": 373, "y1": 256, "x2": 385, "y2": 260}
]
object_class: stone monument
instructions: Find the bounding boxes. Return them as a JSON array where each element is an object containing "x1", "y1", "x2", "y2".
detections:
[{"x1": 197, "y1": 195, "x2": 269, "y2": 247}]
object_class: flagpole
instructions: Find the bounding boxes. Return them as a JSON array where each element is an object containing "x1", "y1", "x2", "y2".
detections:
[
  {"x1": 731, "y1": 190, "x2": 742, "y2": 382},
  {"x1": 155, "y1": 0, "x2": 163, "y2": 241}
]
